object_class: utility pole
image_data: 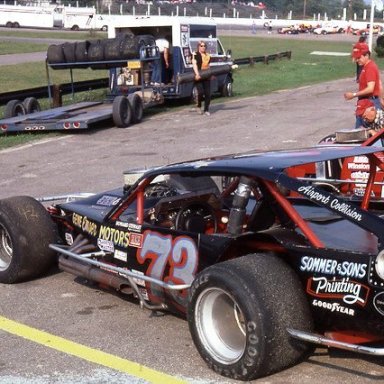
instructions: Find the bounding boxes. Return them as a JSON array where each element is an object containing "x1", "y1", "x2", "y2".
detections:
[{"x1": 303, "y1": 0, "x2": 307, "y2": 18}]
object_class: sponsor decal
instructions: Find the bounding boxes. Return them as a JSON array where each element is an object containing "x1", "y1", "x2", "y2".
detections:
[
  {"x1": 129, "y1": 233, "x2": 143, "y2": 248},
  {"x1": 72, "y1": 213, "x2": 98, "y2": 236},
  {"x1": 99, "y1": 225, "x2": 130, "y2": 247},
  {"x1": 297, "y1": 185, "x2": 362, "y2": 221},
  {"x1": 65, "y1": 232, "x2": 74, "y2": 245},
  {"x1": 373, "y1": 292, "x2": 384, "y2": 316},
  {"x1": 115, "y1": 222, "x2": 142, "y2": 233},
  {"x1": 114, "y1": 249, "x2": 127, "y2": 262},
  {"x1": 115, "y1": 221, "x2": 129, "y2": 228},
  {"x1": 300, "y1": 256, "x2": 367, "y2": 279},
  {"x1": 312, "y1": 299, "x2": 355, "y2": 316},
  {"x1": 306, "y1": 276, "x2": 369, "y2": 306},
  {"x1": 127, "y1": 223, "x2": 142, "y2": 233},
  {"x1": 97, "y1": 238, "x2": 114, "y2": 253},
  {"x1": 96, "y1": 195, "x2": 121, "y2": 206}
]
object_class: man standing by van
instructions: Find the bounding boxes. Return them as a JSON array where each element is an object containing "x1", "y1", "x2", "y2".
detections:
[{"x1": 192, "y1": 40, "x2": 211, "y2": 116}]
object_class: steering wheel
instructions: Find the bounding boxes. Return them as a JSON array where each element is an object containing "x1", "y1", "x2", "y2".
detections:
[{"x1": 175, "y1": 202, "x2": 218, "y2": 233}]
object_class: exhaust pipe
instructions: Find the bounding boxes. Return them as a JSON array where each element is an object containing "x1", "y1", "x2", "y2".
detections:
[{"x1": 59, "y1": 255, "x2": 133, "y2": 295}]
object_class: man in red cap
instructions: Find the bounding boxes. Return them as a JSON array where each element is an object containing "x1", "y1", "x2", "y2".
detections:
[
  {"x1": 344, "y1": 49, "x2": 382, "y2": 128},
  {"x1": 355, "y1": 98, "x2": 384, "y2": 134},
  {"x1": 351, "y1": 36, "x2": 369, "y2": 82}
]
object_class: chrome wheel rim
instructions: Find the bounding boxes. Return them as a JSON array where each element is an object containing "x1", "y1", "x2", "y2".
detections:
[
  {"x1": 0, "y1": 223, "x2": 12, "y2": 271},
  {"x1": 194, "y1": 287, "x2": 246, "y2": 364}
]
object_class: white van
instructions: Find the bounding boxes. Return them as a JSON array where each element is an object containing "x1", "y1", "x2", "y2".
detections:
[{"x1": 108, "y1": 16, "x2": 233, "y2": 101}]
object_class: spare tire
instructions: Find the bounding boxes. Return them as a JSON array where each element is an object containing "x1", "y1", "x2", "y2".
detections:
[
  {"x1": 74, "y1": 40, "x2": 90, "y2": 67},
  {"x1": 62, "y1": 42, "x2": 76, "y2": 64},
  {"x1": 47, "y1": 44, "x2": 65, "y2": 65},
  {"x1": 104, "y1": 37, "x2": 121, "y2": 61},
  {"x1": 88, "y1": 40, "x2": 105, "y2": 69},
  {"x1": 119, "y1": 34, "x2": 137, "y2": 59},
  {"x1": 23, "y1": 97, "x2": 41, "y2": 114}
]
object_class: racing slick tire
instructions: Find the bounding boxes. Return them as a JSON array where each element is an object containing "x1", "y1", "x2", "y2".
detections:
[
  {"x1": 190, "y1": 85, "x2": 199, "y2": 106},
  {"x1": 23, "y1": 97, "x2": 41, "y2": 114},
  {"x1": 318, "y1": 133, "x2": 336, "y2": 144},
  {"x1": 128, "y1": 93, "x2": 144, "y2": 124},
  {"x1": 187, "y1": 253, "x2": 313, "y2": 381},
  {"x1": 0, "y1": 196, "x2": 57, "y2": 284},
  {"x1": 4, "y1": 100, "x2": 26, "y2": 118},
  {"x1": 113, "y1": 96, "x2": 132, "y2": 128}
]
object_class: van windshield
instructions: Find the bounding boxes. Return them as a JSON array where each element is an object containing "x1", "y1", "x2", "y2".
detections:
[{"x1": 190, "y1": 24, "x2": 216, "y2": 38}]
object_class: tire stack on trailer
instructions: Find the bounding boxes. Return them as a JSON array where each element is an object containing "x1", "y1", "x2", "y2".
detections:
[
  {"x1": 4, "y1": 97, "x2": 41, "y2": 119},
  {"x1": 47, "y1": 34, "x2": 156, "y2": 70}
]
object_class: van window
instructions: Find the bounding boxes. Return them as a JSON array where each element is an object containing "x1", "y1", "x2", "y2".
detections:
[
  {"x1": 190, "y1": 24, "x2": 216, "y2": 38},
  {"x1": 190, "y1": 38, "x2": 223, "y2": 56}
]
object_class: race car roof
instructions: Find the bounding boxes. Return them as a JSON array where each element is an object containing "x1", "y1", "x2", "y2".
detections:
[{"x1": 142, "y1": 145, "x2": 381, "y2": 181}]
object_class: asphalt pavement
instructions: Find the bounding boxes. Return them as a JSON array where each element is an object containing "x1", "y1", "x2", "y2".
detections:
[{"x1": 0, "y1": 31, "x2": 381, "y2": 384}]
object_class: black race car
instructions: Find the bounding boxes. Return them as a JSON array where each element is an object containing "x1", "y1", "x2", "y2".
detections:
[{"x1": 2, "y1": 145, "x2": 384, "y2": 381}]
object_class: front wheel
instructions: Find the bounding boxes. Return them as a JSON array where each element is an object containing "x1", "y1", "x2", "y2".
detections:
[
  {"x1": 187, "y1": 254, "x2": 313, "y2": 381},
  {"x1": 0, "y1": 196, "x2": 57, "y2": 283}
]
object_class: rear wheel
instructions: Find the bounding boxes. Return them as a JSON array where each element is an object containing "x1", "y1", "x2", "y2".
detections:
[
  {"x1": 23, "y1": 97, "x2": 41, "y2": 114},
  {"x1": 128, "y1": 93, "x2": 144, "y2": 124},
  {"x1": 4, "y1": 100, "x2": 26, "y2": 118},
  {"x1": 113, "y1": 96, "x2": 132, "y2": 128},
  {"x1": 188, "y1": 253, "x2": 313, "y2": 380},
  {"x1": 0, "y1": 196, "x2": 57, "y2": 284}
]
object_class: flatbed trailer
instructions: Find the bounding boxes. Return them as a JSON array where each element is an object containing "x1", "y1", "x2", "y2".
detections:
[{"x1": 0, "y1": 43, "x2": 164, "y2": 134}]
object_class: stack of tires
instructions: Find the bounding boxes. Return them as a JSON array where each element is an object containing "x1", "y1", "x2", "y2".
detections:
[{"x1": 47, "y1": 34, "x2": 155, "y2": 70}]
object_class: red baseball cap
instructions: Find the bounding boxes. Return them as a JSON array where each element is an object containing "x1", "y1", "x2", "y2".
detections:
[{"x1": 356, "y1": 99, "x2": 375, "y2": 116}]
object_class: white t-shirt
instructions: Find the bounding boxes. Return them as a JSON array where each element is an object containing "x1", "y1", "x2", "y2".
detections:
[{"x1": 155, "y1": 38, "x2": 169, "y2": 53}]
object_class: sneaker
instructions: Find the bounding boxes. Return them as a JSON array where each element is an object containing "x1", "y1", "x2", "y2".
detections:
[{"x1": 204, "y1": 111, "x2": 210, "y2": 116}]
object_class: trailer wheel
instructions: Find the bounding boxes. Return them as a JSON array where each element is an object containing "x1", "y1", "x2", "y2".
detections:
[
  {"x1": 71, "y1": 24, "x2": 80, "y2": 31},
  {"x1": 101, "y1": 25, "x2": 108, "y2": 32},
  {"x1": 23, "y1": 97, "x2": 41, "y2": 114},
  {"x1": 12, "y1": 22, "x2": 20, "y2": 28},
  {"x1": 128, "y1": 94, "x2": 144, "y2": 124},
  {"x1": 5, "y1": 22, "x2": 13, "y2": 28},
  {"x1": 113, "y1": 96, "x2": 132, "y2": 128},
  {"x1": 4, "y1": 100, "x2": 26, "y2": 118},
  {"x1": 188, "y1": 253, "x2": 314, "y2": 381},
  {"x1": 0, "y1": 196, "x2": 57, "y2": 284}
]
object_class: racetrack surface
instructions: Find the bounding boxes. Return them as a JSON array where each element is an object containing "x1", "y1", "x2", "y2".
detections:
[{"x1": 0, "y1": 30, "x2": 383, "y2": 384}]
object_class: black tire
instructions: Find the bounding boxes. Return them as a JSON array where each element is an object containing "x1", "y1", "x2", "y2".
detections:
[
  {"x1": 112, "y1": 96, "x2": 132, "y2": 128},
  {"x1": 377, "y1": 35, "x2": 384, "y2": 47},
  {"x1": 62, "y1": 42, "x2": 76, "y2": 64},
  {"x1": 47, "y1": 44, "x2": 65, "y2": 65},
  {"x1": 220, "y1": 77, "x2": 233, "y2": 97},
  {"x1": 0, "y1": 196, "x2": 57, "y2": 284},
  {"x1": 188, "y1": 254, "x2": 313, "y2": 381},
  {"x1": 74, "y1": 40, "x2": 90, "y2": 66},
  {"x1": 4, "y1": 100, "x2": 26, "y2": 118},
  {"x1": 103, "y1": 37, "x2": 121, "y2": 61},
  {"x1": 71, "y1": 24, "x2": 80, "y2": 31},
  {"x1": 12, "y1": 22, "x2": 20, "y2": 28},
  {"x1": 101, "y1": 25, "x2": 108, "y2": 32},
  {"x1": 5, "y1": 21, "x2": 12, "y2": 28},
  {"x1": 23, "y1": 97, "x2": 41, "y2": 114},
  {"x1": 119, "y1": 33, "x2": 137, "y2": 59},
  {"x1": 128, "y1": 93, "x2": 144, "y2": 124},
  {"x1": 88, "y1": 40, "x2": 105, "y2": 69}
]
